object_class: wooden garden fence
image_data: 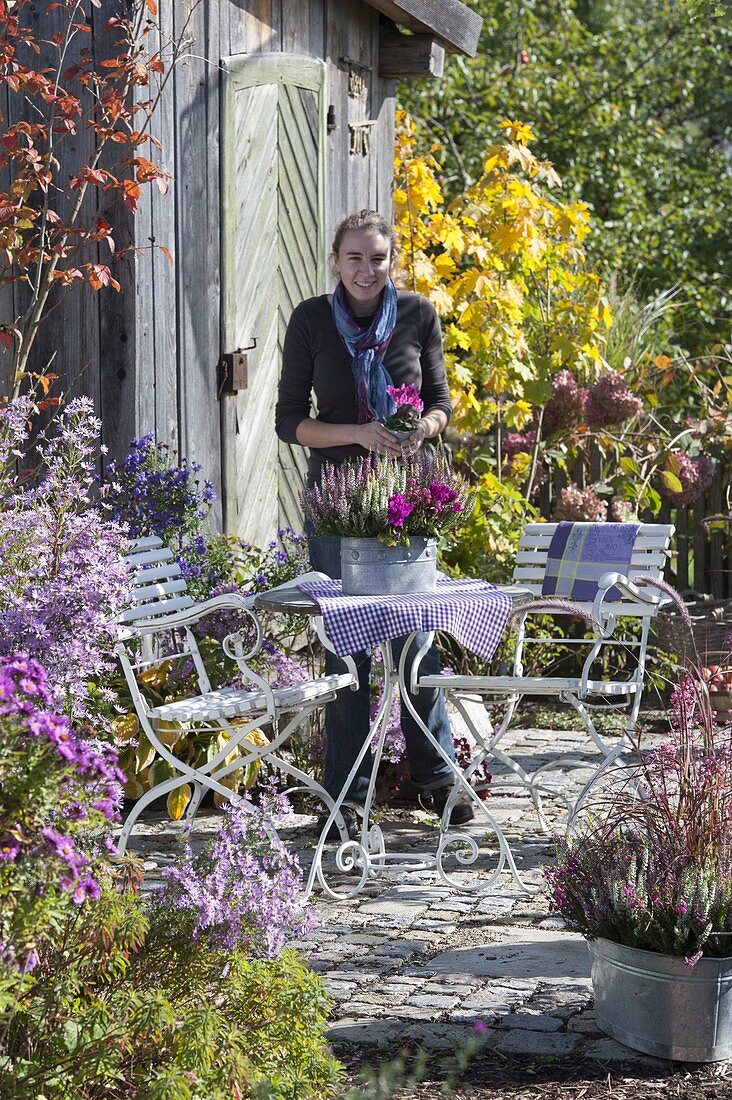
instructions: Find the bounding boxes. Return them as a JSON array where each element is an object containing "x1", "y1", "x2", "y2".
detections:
[{"x1": 537, "y1": 447, "x2": 731, "y2": 599}]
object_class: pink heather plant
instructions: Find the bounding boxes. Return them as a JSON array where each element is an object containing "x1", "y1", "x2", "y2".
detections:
[
  {"x1": 383, "y1": 384, "x2": 424, "y2": 433},
  {"x1": 585, "y1": 370, "x2": 643, "y2": 429},
  {"x1": 301, "y1": 451, "x2": 470, "y2": 546},
  {"x1": 546, "y1": 585, "x2": 732, "y2": 963}
]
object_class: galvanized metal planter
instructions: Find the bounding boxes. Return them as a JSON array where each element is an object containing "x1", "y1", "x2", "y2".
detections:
[
  {"x1": 340, "y1": 537, "x2": 437, "y2": 596},
  {"x1": 589, "y1": 936, "x2": 732, "y2": 1062}
]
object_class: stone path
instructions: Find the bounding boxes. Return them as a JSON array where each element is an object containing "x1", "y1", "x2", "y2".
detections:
[{"x1": 119, "y1": 712, "x2": 701, "y2": 1076}]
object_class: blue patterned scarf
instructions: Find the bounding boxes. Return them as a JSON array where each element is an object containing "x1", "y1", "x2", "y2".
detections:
[{"x1": 331, "y1": 277, "x2": 398, "y2": 423}]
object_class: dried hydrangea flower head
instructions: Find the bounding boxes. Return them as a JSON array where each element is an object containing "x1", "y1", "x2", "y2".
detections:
[{"x1": 585, "y1": 370, "x2": 643, "y2": 429}]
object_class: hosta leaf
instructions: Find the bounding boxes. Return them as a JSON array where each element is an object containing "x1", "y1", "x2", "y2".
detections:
[{"x1": 167, "y1": 784, "x2": 191, "y2": 820}]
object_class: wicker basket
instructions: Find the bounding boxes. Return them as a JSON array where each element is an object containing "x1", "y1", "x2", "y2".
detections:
[{"x1": 653, "y1": 592, "x2": 732, "y2": 664}]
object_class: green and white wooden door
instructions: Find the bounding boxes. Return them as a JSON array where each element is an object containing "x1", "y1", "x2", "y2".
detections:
[{"x1": 221, "y1": 54, "x2": 326, "y2": 545}]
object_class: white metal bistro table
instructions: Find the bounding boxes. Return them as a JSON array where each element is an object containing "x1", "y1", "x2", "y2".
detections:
[{"x1": 255, "y1": 580, "x2": 535, "y2": 900}]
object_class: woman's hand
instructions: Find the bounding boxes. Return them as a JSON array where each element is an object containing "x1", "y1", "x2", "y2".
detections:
[
  {"x1": 354, "y1": 421, "x2": 403, "y2": 456},
  {"x1": 400, "y1": 417, "x2": 433, "y2": 457}
]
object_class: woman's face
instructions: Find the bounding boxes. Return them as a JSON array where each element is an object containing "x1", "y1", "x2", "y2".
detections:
[{"x1": 333, "y1": 227, "x2": 393, "y2": 316}]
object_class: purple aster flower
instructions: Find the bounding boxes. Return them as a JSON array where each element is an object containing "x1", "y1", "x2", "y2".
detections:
[
  {"x1": 42, "y1": 827, "x2": 79, "y2": 867},
  {"x1": 72, "y1": 878, "x2": 101, "y2": 905},
  {"x1": 0, "y1": 834, "x2": 21, "y2": 861}
]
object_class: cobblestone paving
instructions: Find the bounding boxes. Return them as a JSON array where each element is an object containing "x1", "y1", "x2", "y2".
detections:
[{"x1": 120, "y1": 716, "x2": 687, "y2": 1072}]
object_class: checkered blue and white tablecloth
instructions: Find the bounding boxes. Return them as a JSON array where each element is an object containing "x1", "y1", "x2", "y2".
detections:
[{"x1": 298, "y1": 578, "x2": 513, "y2": 659}]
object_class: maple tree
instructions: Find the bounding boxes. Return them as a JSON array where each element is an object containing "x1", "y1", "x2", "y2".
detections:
[
  {"x1": 399, "y1": 0, "x2": 732, "y2": 352},
  {"x1": 0, "y1": 0, "x2": 182, "y2": 399},
  {"x1": 394, "y1": 112, "x2": 611, "y2": 435},
  {"x1": 394, "y1": 111, "x2": 612, "y2": 568}
]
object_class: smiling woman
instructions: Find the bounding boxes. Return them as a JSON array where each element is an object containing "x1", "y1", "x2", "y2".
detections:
[{"x1": 275, "y1": 208, "x2": 473, "y2": 833}]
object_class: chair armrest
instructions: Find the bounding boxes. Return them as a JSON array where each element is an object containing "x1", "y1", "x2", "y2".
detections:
[
  {"x1": 592, "y1": 572, "x2": 661, "y2": 640},
  {"x1": 119, "y1": 591, "x2": 259, "y2": 635},
  {"x1": 222, "y1": 629, "x2": 277, "y2": 718}
]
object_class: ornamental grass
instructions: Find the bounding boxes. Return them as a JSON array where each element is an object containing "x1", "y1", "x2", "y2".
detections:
[{"x1": 301, "y1": 450, "x2": 470, "y2": 546}]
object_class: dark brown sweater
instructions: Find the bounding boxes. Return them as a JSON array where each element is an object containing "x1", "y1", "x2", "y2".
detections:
[{"x1": 275, "y1": 291, "x2": 452, "y2": 479}]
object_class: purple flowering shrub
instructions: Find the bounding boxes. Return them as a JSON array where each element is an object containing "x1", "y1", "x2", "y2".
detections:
[
  {"x1": 106, "y1": 433, "x2": 231, "y2": 601},
  {"x1": 152, "y1": 789, "x2": 315, "y2": 958},
  {"x1": 302, "y1": 451, "x2": 470, "y2": 546},
  {"x1": 0, "y1": 659, "x2": 341, "y2": 1095},
  {"x1": 0, "y1": 398, "x2": 128, "y2": 717},
  {"x1": 233, "y1": 524, "x2": 311, "y2": 599},
  {"x1": 546, "y1": 659, "x2": 732, "y2": 962},
  {"x1": 0, "y1": 655, "x2": 123, "y2": 973}
]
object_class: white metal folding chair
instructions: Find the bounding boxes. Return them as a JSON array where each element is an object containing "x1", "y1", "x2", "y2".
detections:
[
  {"x1": 407, "y1": 522, "x2": 674, "y2": 826},
  {"x1": 114, "y1": 536, "x2": 357, "y2": 852}
]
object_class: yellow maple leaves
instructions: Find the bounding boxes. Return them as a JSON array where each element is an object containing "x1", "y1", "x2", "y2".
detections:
[{"x1": 393, "y1": 110, "x2": 611, "y2": 434}]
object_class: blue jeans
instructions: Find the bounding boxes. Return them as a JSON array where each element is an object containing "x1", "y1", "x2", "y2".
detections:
[{"x1": 307, "y1": 525, "x2": 456, "y2": 803}]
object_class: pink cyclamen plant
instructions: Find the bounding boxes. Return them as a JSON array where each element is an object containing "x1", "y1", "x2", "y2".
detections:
[{"x1": 382, "y1": 384, "x2": 424, "y2": 434}]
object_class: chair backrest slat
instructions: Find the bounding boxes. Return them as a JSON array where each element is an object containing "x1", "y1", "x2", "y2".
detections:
[
  {"x1": 128, "y1": 561, "x2": 185, "y2": 586},
  {"x1": 130, "y1": 578, "x2": 189, "y2": 602},
  {"x1": 125, "y1": 546, "x2": 175, "y2": 568},
  {"x1": 119, "y1": 539, "x2": 193, "y2": 623},
  {"x1": 119, "y1": 593, "x2": 196, "y2": 624},
  {"x1": 126, "y1": 535, "x2": 164, "y2": 551}
]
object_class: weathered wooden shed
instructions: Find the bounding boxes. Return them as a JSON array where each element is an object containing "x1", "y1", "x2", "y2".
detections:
[{"x1": 20, "y1": 0, "x2": 482, "y2": 546}]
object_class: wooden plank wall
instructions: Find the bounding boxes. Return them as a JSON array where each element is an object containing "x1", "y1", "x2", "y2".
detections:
[{"x1": 7, "y1": 0, "x2": 396, "y2": 534}]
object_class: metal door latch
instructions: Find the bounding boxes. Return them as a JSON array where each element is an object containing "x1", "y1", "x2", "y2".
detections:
[{"x1": 219, "y1": 338, "x2": 257, "y2": 395}]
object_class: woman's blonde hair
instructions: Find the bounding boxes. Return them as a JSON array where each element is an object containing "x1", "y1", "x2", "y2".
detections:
[{"x1": 330, "y1": 209, "x2": 399, "y2": 264}]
